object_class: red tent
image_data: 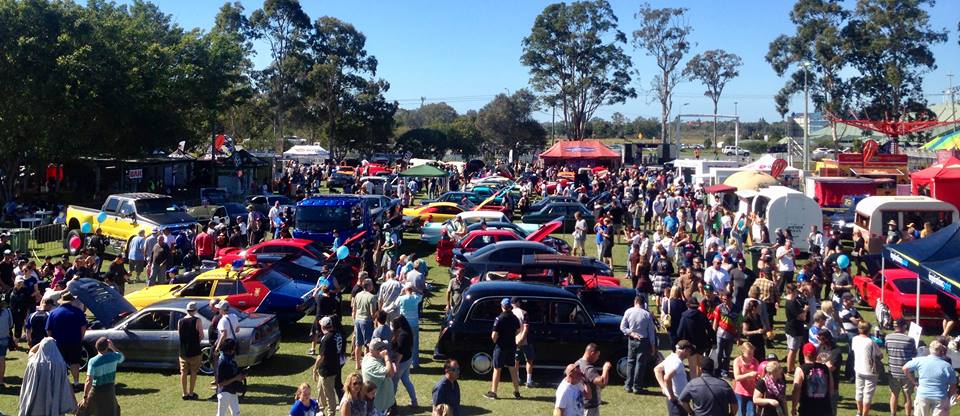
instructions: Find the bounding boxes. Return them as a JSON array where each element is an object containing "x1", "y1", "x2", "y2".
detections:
[
  {"x1": 540, "y1": 140, "x2": 620, "y2": 167},
  {"x1": 911, "y1": 157, "x2": 960, "y2": 209}
]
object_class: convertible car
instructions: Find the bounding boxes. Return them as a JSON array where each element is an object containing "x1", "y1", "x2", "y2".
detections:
[
  {"x1": 125, "y1": 266, "x2": 315, "y2": 323},
  {"x1": 69, "y1": 278, "x2": 280, "y2": 374},
  {"x1": 435, "y1": 220, "x2": 561, "y2": 267},
  {"x1": 853, "y1": 268, "x2": 960, "y2": 328}
]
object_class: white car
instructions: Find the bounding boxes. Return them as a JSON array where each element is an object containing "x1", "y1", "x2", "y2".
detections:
[
  {"x1": 811, "y1": 147, "x2": 838, "y2": 160},
  {"x1": 722, "y1": 146, "x2": 750, "y2": 156}
]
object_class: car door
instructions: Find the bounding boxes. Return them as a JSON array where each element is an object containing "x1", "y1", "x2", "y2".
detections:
[
  {"x1": 548, "y1": 300, "x2": 596, "y2": 360},
  {"x1": 517, "y1": 298, "x2": 557, "y2": 361},
  {"x1": 214, "y1": 279, "x2": 259, "y2": 311},
  {"x1": 99, "y1": 197, "x2": 121, "y2": 238},
  {"x1": 120, "y1": 309, "x2": 178, "y2": 363}
]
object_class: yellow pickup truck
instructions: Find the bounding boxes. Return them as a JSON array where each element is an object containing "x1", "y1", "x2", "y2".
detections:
[{"x1": 65, "y1": 193, "x2": 198, "y2": 253}]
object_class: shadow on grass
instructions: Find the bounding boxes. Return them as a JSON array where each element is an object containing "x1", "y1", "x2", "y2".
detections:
[
  {"x1": 240, "y1": 383, "x2": 297, "y2": 406},
  {"x1": 116, "y1": 383, "x2": 160, "y2": 395},
  {"x1": 461, "y1": 404, "x2": 494, "y2": 415},
  {"x1": 250, "y1": 353, "x2": 315, "y2": 376}
]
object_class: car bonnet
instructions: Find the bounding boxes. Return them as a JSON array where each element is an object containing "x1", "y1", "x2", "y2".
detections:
[{"x1": 67, "y1": 278, "x2": 137, "y2": 327}]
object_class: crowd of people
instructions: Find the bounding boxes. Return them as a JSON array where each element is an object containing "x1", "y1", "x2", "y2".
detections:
[{"x1": 2, "y1": 158, "x2": 960, "y2": 416}]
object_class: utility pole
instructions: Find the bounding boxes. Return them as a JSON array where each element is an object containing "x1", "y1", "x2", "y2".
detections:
[
  {"x1": 420, "y1": 96, "x2": 425, "y2": 108},
  {"x1": 802, "y1": 61, "x2": 811, "y2": 172},
  {"x1": 948, "y1": 74, "x2": 956, "y2": 122},
  {"x1": 734, "y1": 102, "x2": 739, "y2": 157}
]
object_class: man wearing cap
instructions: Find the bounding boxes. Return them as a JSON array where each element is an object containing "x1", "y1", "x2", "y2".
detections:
[
  {"x1": 178, "y1": 301, "x2": 203, "y2": 400},
  {"x1": 792, "y1": 342, "x2": 833, "y2": 416},
  {"x1": 886, "y1": 219, "x2": 903, "y2": 245},
  {"x1": 704, "y1": 255, "x2": 730, "y2": 295},
  {"x1": 215, "y1": 300, "x2": 240, "y2": 354},
  {"x1": 485, "y1": 298, "x2": 522, "y2": 400},
  {"x1": 46, "y1": 292, "x2": 88, "y2": 388},
  {"x1": 361, "y1": 338, "x2": 397, "y2": 414},
  {"x1": 314, "y1": 316, "x2": 341, "y2": 416},
  {"x1": 885, "y1": 318, "x2": 917, "y2": 416},
  {"x1": 620, "y1": 295, "x2": 656, "y2": 394},
  {"x1": 655, "y1": 340, "x2": 694, "y2": 416}
]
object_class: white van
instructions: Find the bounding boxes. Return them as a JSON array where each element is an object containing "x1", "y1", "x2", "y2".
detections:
[
  {"x1": 738, "y1": 186, "x2": 822, "y2": 251},
  {"x1": 853, "y1": 196, "x2": 959, "y2": 253},
  {"x1": 673, "y1": 159, "x2": 739, "y2": 185}
]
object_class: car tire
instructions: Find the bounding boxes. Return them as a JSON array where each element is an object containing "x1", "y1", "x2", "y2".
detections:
[
  {"x1": 78, "y1": 345, "x2": 92, "y2": 371},
  {"x1": 464, "y1": 352, "x2": 493, "y2": 377},
  {"x1": 200, "y1": 346, "x2": 215, "y2": 376},
  {"x1": 615, "y1": 356, "x2": 630, "y2": 381}
]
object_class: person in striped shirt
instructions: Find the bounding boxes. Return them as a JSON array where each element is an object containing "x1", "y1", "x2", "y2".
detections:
[{"x1": 884, "y1": 319, "x2": 917, "y2": 416}]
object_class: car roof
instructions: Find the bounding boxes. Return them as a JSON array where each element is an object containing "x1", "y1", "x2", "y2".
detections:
[
  {"x1": 458, "y1": 211, "x2": 507, "y2": 220},
  {"x1": 252, "y1": 238, "x2": 314, "y2": 248},
  {"x1": 465, "y1": 281, "x2": 579, "y2": 300},
  {"x1": 146, "y1": 298, "x2": 210, "y2": 310},
  {"x1": 298, "y1": 195, "x2": 362, "y2": 206},
  {"x1": 112, "y1": 193, "x2": 169, "y2": 200},
  {"x1": 472, "y1": 240, "x2": 550, "y2": 253},
  {"x1": 522, "y1": 254, "x2": 597, "y2": 267}
]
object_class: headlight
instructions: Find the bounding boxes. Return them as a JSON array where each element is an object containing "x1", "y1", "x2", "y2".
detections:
[{"x1": 837, "y1": 220, "x2": 845, "y2": 227}]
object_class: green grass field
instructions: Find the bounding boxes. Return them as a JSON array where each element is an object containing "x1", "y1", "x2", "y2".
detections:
[{"x1": 0, "y1": 229, "x2": 934, "y2": 416}]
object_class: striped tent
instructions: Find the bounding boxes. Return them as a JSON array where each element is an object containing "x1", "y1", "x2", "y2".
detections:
[{"x1": 921, "y1": 129, "x2": 960, "y2": 150}]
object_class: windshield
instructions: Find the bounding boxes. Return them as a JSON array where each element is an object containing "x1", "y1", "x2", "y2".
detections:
[
  {"x1": 296, "y1": 205, "x2": 363, "y2": 232},
  {"x1": 256, "y1": 269, "x2": 290, "y2": 291},
  {"x1": 135, "y1": 198, "x2": 186, "y2": 214},
  {"x1": 290, "y1": 255, "x2": 324, "y2": 271},
  {"x1": 201, "y1": 189, "x2": 229, "y2": 204},
  {"x1": 223, "y1": 203, "x2": 247, "y2": 217}
]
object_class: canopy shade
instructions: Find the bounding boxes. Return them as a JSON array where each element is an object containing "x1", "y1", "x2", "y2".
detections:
[
  {"x1": 722, "y1": 170, "x2": 778, "y2": 191},
  {"x1": 911, "y1": 157, "x2": 960, "y2": 210},
  {"x1": 539, "y1": 140, "x2": 620, "y2": 160},
  {"x1": 283, "y1": 145, "x2": 329, "y2": 158},
  {"x1": 884, "y1": 223, "x2": 960, "y2": 275},
  {"x1": 397, "y1": 164, "x2": 449, "y2": 177},
  {"x1": 921, "y1": 130, "x2": 960, "y2": 151},
  {"x1": 918, "y1": 258, "x2": 960, "y2": 298},
  {"x1": 703, "y1": 184, "x2": 736, "y2": 194}
]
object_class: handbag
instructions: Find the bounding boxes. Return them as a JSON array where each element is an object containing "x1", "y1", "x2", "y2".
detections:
[{"x1": 660, "y1": 300, "x2": 672, "y2": 329}]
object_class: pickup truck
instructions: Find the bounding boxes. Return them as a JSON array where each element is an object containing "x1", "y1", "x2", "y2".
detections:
[{"x1": 65, "y1": 193, "x2": 198, "y2": 253}]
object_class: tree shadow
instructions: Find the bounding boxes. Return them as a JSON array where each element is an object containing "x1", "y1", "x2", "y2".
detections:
[{"x1": 239, "y1": 382, "x2": 297, "y2": 406}]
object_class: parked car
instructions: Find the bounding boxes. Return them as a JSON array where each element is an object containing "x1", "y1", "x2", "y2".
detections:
[
  {"x1": 421, "y1": 192, "x2": 510, "y2": 215},
  {"x1": 124, "y1": 266, "x2": 315, "y2": 323},
  {"x1": 360, "y1": 194, "x2": 398, "y2": 223},
  {"x1": 65, "y1": 193, "x2": 197, "y2": 255},
  {"x1": 451, "y1": 240, "x2": 557, "y2": 281},
  {"x1": 217, "y1": 238, "x2": 328, "y2": 266},
  {"x1": 433, "y1": 281, "x2": 629, "y2": 379},
  {"x1": 419, "y1": 211, "x2": 522, "y2": 245},
  {"x1": 245, "y1": 194, "x2": 295, "y2": 216},
  {"x1": 722, "y1": 146, "x2": 750, "y2": 156},
  {"x1": 437, "y1": 221, "x2": 561, "y2": 267},
  {"x1": 525, "y1": 196, "x2": 579, "y2": 213},
  {"x1": 812, "y1": 147, "x2": 839, "y2": 160},
  {"x1": 520, "y1": 202, "x2": 594, "y2": 233},
  {"x1": 188, "y1": 203, "x2": 248, "y2": 227},
  {"x1": 853, "y1": 268, "x2": 960, "y2": 328},
  {"x1": 69, "y1": 278, "x2": 280, "y2": 374},
  {"x1": 402, "y1": 202, "x2": 465, "y2": 230},
  {"x1": 465, "y1": 221, "x2": 570, "y2": 255}
]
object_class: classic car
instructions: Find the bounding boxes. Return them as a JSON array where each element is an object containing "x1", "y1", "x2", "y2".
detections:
[
  {"x1": 853, "y1": 268, "x2": 960, "y2": 328},
  {"x1": 520, "y1": 201, "x2": 595, "y2": 233},
  {"x1": 244, "y1": 194, "x2": 295, "y2": 216},
  {"x1": 464, "y1": 221, "x2": 571, "y2": 255},
  {"x1": 433, "y1": 281, "x2": 629, "y2": 380},
  {"x1": 187, "y1": 202, "x2": 248, "y2": 227},
  {"x1": 66, "y1": 193, "x2": 197, "y2": 255},
  {"x1": 450, "y1": 240, "x2": 557, "y2": 281},
  {"x1": 436, "y1": 220, "x2": 562, "y2": 267},
  {"x1": 402, "y1": 202, "x2": 465, "y2": 230},
  {"x1": 217, "y1": 238, "x2": 328, "y2": 266},
  {"x1": 419, "y1": 211, "x2": 526, "y2": 245},
  {"x1": 68, "y1": 278, "x2": 280, "y2": 374},
  {"x1": 124, "y1": 266, "x2": 315, "y2": 323}
]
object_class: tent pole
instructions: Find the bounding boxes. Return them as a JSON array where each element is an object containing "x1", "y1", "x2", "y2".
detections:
[
  {"x1": 916, "y1": 267, "x2": 921, "y2": 326},
  {"x1": 880, "y1": 255, "x2": 885, "y2": 305}
]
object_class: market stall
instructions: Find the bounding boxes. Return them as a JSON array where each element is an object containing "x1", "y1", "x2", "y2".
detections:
[
  {"x1": 539, "y1": 139, "x2": 620, "y2": 169},
  {"x1": 910, "y1": 156, "x2": 960, "y2": 210}
]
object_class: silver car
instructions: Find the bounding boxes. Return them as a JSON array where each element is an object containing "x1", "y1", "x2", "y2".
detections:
[{"x1": 68, "y1": 279, "x2": 281, "y2": 374}]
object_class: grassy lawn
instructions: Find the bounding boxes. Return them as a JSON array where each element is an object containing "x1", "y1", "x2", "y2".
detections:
[{"x1": 0, "y1": 229, "x2": 932, "y2": 416}]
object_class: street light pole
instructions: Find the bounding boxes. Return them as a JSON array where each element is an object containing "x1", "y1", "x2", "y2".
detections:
[{"x1": 802, "y1": 61, "x2": 811, "y2": 172}]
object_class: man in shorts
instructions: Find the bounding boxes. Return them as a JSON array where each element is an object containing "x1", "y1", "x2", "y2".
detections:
[
  {"x1": 885, "y1": 318, "x2": 917, "y2": 416},
  {"x1": 351, "y1": 278, "x2": 378, "y2": 368},
  {"x1": 485, "y1": 298, "x2": 521, "y2": 400},
  {"x1": 511, "y1": 297, "x2": 536, "y2": 388},
  {"x1": 178, "y1": 301, "x2": 204, "y2": 400},
  {"x1": 45, "y1": 292, "x2": 87, "y2": 388},
  {"x1": 784, "y1": 283, "x2": 808, "y2": 374}
]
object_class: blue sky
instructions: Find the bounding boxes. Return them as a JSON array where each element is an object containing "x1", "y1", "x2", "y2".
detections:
[{"x1": 137, "y1": 0, "x2": 959, "y2": 122}]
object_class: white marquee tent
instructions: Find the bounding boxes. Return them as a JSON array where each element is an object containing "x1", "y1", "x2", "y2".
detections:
[{"x1": 283, "y1": 145, "x2": 330, "y2": 163}]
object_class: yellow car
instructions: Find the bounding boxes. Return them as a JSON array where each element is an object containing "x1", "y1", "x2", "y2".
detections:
[
  {"x1": 336, "y1": 166, "x2": 357, "y2": 176},
  {"x1": 125, "y1": 267, "x2": 261, "y2": 310},
  {"x1": 402, "y1": 202, "x2": 464, "y2": 226}
]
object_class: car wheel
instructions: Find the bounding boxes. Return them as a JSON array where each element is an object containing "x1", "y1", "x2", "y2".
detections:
[
  {"x1": 726, "y1": 152, "x2": 734, "y2": 156},
  {"x1": 78, "y1": 346, "x2": 92, "y2": 371},
  {"x1": 467, "y1": 352, "x2": 493, "y2": 377},
  {"x1": 200, "y1": 346, "x2": 215, "y2": 375},
  {"x1": 615, "y1": 356, "x2": 630, "y2": 380}
]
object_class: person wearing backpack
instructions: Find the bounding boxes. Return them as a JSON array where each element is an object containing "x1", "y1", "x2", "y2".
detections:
[{"x1": 791, "y1": 342, "x2": 833, "y2": 416}]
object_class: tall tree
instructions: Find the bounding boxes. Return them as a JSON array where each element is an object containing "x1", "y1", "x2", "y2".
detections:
[
  {"x1": 610, "y1": 112, "x2": 627, "y2": 138},
  {"x1": 476, "y1": 90, "x2": 547, "y2": 157},
  {"x1": 683, "y1": 49, "x2": 742, "y2": 144},
  {"x1": 767, "y1": 0, "x2": 850, "y2": 142},
  {"x1": 521, "y1": 0, "x2": 635, "y2": 140},
  {"x1": 633, "y1": 3, "x2": 693, "y2": 158},
  {"x1": 843, "y1": 0, "x2": 947, "y2": 121},
  {"x1": 249, "y1": 0, "x2": 310, "y2": 153}
]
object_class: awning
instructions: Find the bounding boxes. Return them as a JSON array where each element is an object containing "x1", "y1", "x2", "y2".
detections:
[
  {"x1": 884, "y1": 223, "x2": 960, "y2": 274},
  {"x1": 850, "y1": 167, "x2": 904, "y2": 177},
  {"x1": 397, "y1": 164, "x2": 449, "y2": 177},
  {"x1": 539, "y1": 139, "x2": 620, "y2": 160},
  {"x1": 704, "y1": 184, "x2": 737, "y2": 193}
]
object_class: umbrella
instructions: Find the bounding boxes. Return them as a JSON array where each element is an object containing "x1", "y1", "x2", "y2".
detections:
[{"x1": 921, "y1": 130, "x2": 960, "y2": 151}]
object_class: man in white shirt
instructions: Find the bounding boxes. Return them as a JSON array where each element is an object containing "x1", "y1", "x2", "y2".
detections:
[
  {"x1": 267, "y1": 201, "x2": 281, "y2": 231},
  {"x1": 554, "y1": 363, "x2": 588, "y2": 416},
  {"x1": 807, "y1": 225, "x2": 823, "y2": 256},
  {"x1": 776, "y1": 240, "x2": 796, "y2": 293},
  {"x1": 215, "y1": 300, "x2": 240, "y2": 352},
  {"x1": 703, "y1": 255, "x2": 731, "y2": 294},
  {"x1": 655, "y1": 340, "x2": 693, "y2": 416}
]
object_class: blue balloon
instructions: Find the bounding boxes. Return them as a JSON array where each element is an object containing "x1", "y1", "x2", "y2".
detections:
[
  {"x1": 837, "y1": 254, "x2": 850, "y2": 269},
  {"x1": 96, "y1": 211, "x2": 108, "y2": 223},
  {"x1": 336, "y1": 245, "x2": 350, "y2": 260},
  {"x1": 80, "y1": 222, "x2": 92, "y2": 233}
]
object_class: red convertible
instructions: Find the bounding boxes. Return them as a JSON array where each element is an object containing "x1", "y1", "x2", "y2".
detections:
[
  {"x1": 436, "y1": 221, "x2": 561, "y2": 267},
  {"x1": 217, "y1": 233, "x2": 366, "y2": 267},
  {"x1": 853, "y1": 268, "x2": 960, "y2": 328}
]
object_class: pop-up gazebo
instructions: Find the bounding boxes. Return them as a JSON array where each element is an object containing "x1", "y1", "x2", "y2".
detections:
[
  {"x1": 910, "y1": 157, "x2": 960, "y2": 210},
  {"x1": 539, "y1": 140, "x2": 620, "y2": 168}
]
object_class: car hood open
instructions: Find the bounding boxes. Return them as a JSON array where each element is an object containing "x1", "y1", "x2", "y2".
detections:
[
  {"x1": 67, "y1": 278, "x2": 137, "y2": 328},
  {"x1": 525, "y1": 218, "x2": 563, "y2": 242}
]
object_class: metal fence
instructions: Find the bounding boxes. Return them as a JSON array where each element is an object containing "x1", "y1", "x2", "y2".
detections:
[{"x1": 2, "y1": 223, "x2": 66, "y2": 257}]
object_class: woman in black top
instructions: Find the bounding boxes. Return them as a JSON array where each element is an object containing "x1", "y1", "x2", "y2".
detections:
[
  {"x1": 178, "y1": 306, "x2": 203, "y2": 400},
  {"x1": 390, "y1": 317, "x2": 418, "y2": 407},
  {"x1": 852, "y1": 230, "x2": 867, "y2": 274},
  {"x1": 741, "y1": 300, "x2": 766, "y2": 361}
]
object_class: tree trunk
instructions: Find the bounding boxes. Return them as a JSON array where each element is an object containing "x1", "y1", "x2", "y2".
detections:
[{"x1": 712, "y1": 100, "x2": 719, "y2": 147}]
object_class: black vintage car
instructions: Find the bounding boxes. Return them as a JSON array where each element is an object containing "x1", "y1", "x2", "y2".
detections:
[{"x1": 434, "y1": 281, "x2": 629, "y2": 380}]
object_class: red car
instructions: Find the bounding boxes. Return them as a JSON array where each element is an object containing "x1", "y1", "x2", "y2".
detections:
[
  {"x1": 217, "y1": 233, "x2": 366, "y2": 267},
  {"x1": 361, "y1": 163, "x2": 392, "y2": 176},
  {"x1": 853, "y1": 268, "x2": 960, "y2": 327},
  {"x1": 436, "y1": 221, "x2": 561, "y2": 267}
]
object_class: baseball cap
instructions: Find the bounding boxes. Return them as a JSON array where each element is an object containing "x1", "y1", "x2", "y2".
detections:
[
  {"x1": 501, "y1": 298, "x2": 511, "y2": 307},
  {"x1": 802, "y1": 342, "x2": 818, "y2": 357},
  {"x1": 703, "y1": 283, "x2": 715, "y2": 292},
  {"x1": 217, "y1": 300, "x2": 230, "y2": 309},
  {"x1": 765, "y1": 353, "x2": 779, "y2": 361},
  {"x1": 320, "y1": 316, "x2": 333, "y2": 328},
  {"x1": 166, "y1": 267, "x2": 178, "y2": 274},
  {"x1": 2, "y1": 249, "x2": 11, "y2": 255},
  {"x1": 186, "y1": 301, "x2": 198, "y2": 311}
]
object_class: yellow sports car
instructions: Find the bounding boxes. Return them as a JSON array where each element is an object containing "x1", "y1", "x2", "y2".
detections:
[
  {"x1": 401, "y1": 202, "x2": 464, "y2": 224},
  {"x1": 124, "y1": 268, "x2": 260, "y2": 310}
]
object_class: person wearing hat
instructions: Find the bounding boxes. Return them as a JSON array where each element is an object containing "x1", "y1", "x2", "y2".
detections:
[
  {"x1": 655, "y1": 340, "x2": 695, "y2": 416},
  {"x1": 215, "y1": 338, "x2": 244, "y2": 416},
  {"x1": 361, "y1": 338, "x2": 397, "y2": 414},
  {"x1": 791, "y1": 342, "x2": 833, "y2": 416},
  {"x1": 45, "y1": 291, "x2": 87, "y2": 388},
  {"x1": 313, "y1": 316, "x2": 341, "y2": 415},
  {"x1": 215, "y1": 300, "x2": 239, "y2": 355},
  {"x1": 484, "y1": 298, "x2": 522, "y2": 400},
  {"x1": 886, "y1": 219, "x2": 903, "y2": 245},
  {"x1": 704, "y1": 255, "x2": 730, "y2": 296},
  {"x1": 178, "y1": 301, "x2": 203, "y2": 400}
]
